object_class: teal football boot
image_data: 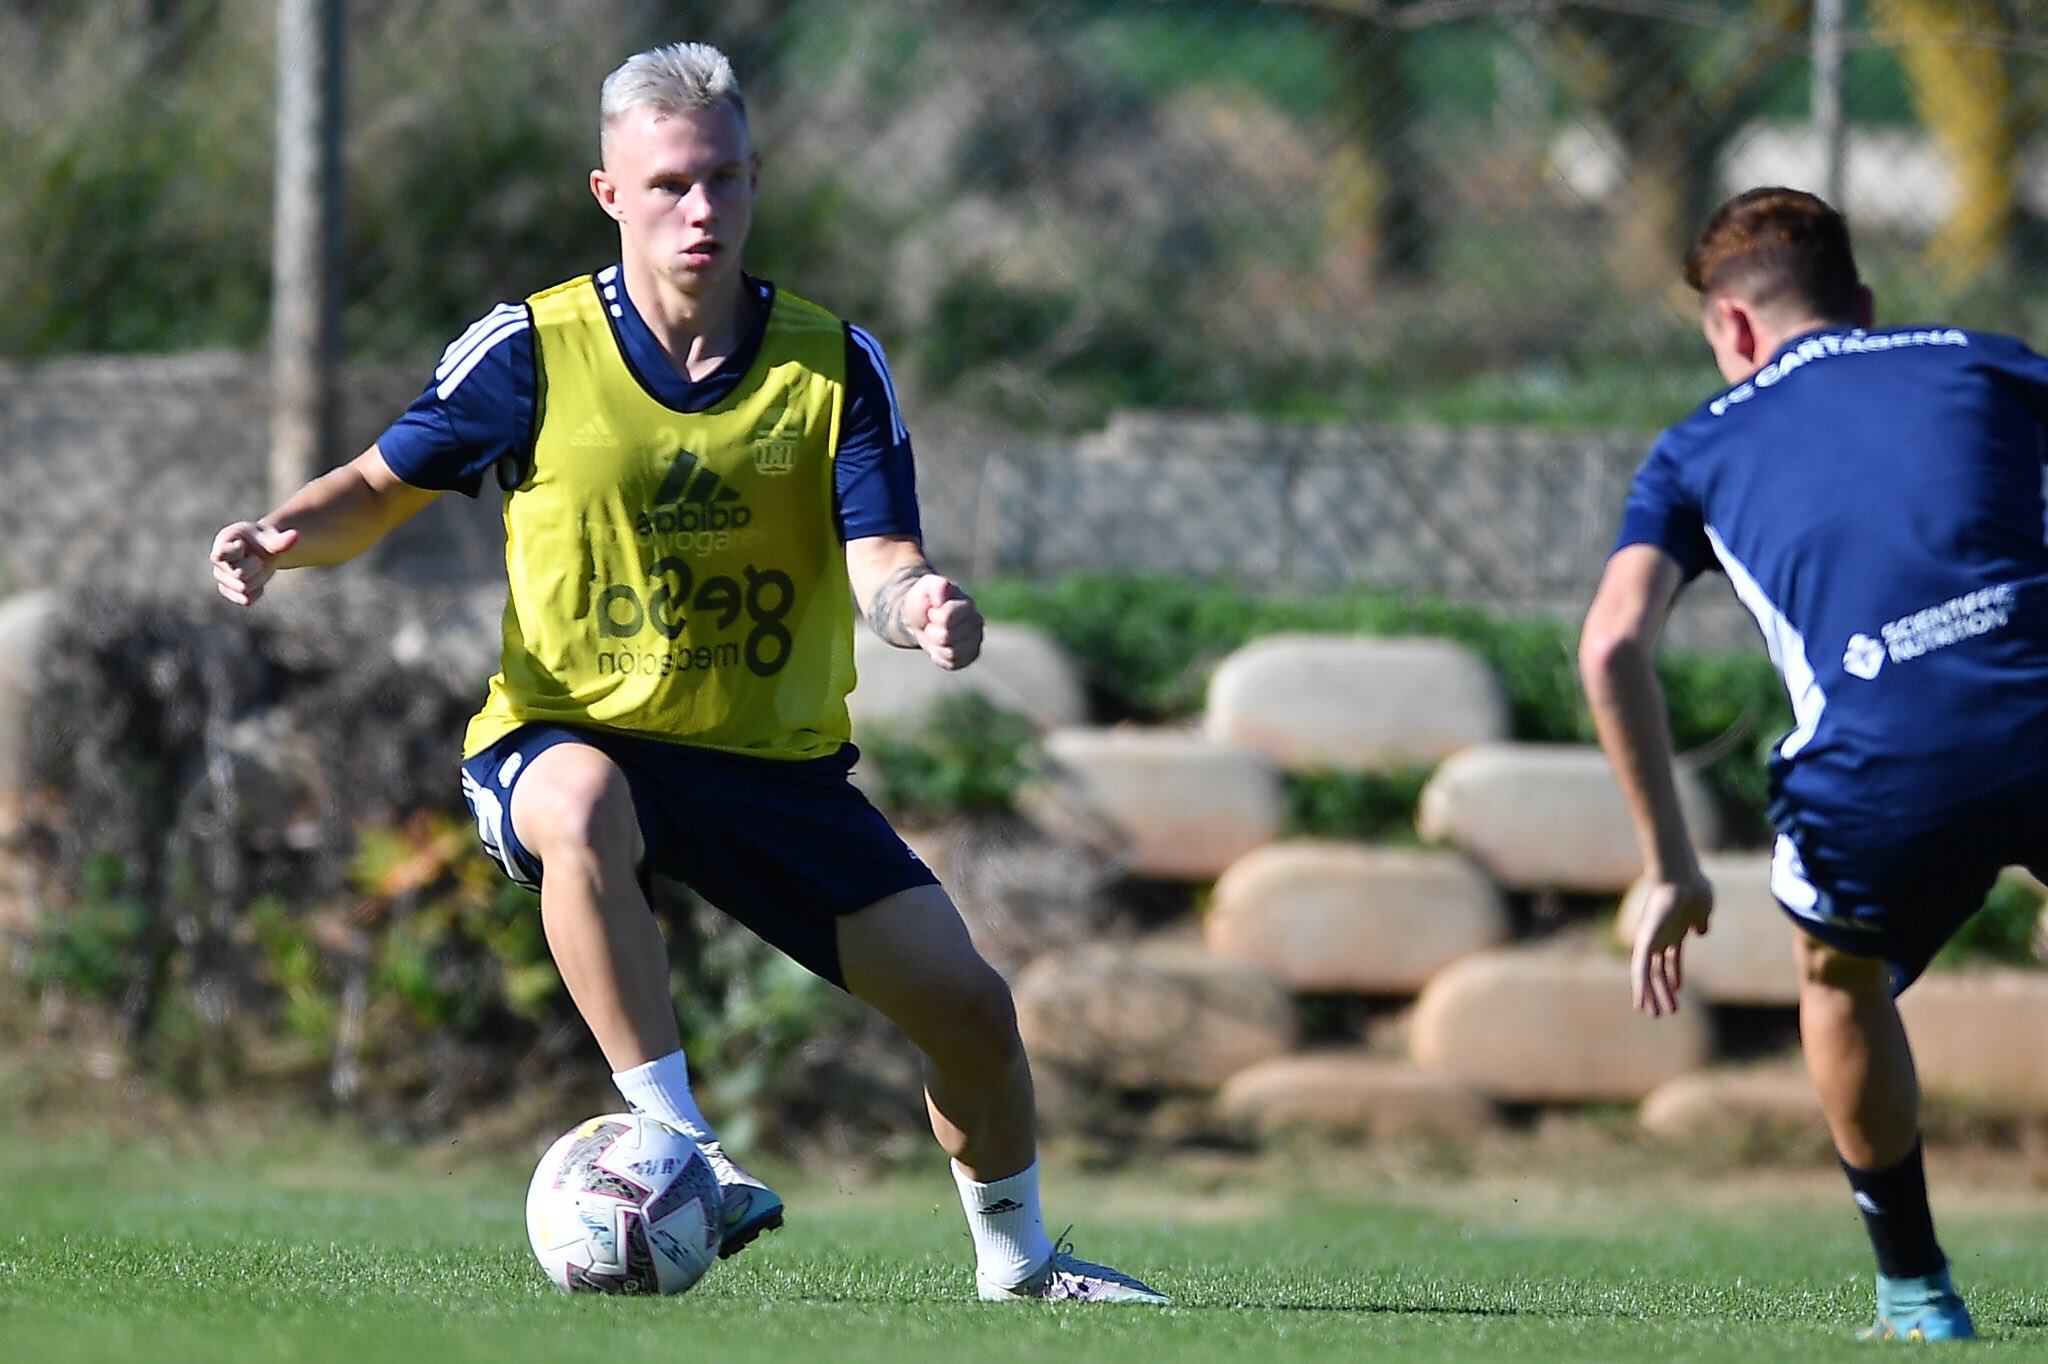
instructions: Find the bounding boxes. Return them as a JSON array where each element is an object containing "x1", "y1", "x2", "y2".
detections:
[
  {"x1": 1862, "y1": 1267, "x2": 1975, "y2": 1342},
  {"x1": 695, "y1": 1138, "x2": 784, "y2": 1259}
]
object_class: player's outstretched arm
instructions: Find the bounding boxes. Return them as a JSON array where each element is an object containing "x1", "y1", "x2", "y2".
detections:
[
  {"x1": 845, "y1": 533, "x2": 983, "y2": 671},
  {"x1": 1579, "y1": 544, "x2": 1714, "y2": 1017},
  {"x1": 209, "y1": 445, "x2": 440, "y2": 606}
]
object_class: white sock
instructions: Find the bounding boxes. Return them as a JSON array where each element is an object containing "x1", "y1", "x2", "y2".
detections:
[
  {"x1": 952, "y1": 1159, "x2": 1055, "y2": 1289},
  {"x1": 612, "y1": 1049, "x2": 716, "y2": 1145}
]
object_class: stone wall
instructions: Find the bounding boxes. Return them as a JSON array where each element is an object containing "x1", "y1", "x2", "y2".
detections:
[
  {"x1": 0, "y1": 354, "x2": 1758, "y2": 651},
  {"x1": 0, "y1": 354, "x2": 502, "y2": 603}
]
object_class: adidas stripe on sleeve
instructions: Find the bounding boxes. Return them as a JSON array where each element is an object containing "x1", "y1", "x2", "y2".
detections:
[
  {"x1": 378, "y1": 302, "x2": 537, "y2": 497},
  {"x1": 435, "y1": 303, "x2": 528, "y2": 399},
  {"x1": 836, "y1": 325, "x2": 922, "y2": 542}
]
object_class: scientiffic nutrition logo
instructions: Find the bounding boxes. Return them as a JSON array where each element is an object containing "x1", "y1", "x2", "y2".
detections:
[{"x1": 1842, "y1": 583, "x2": 2017, "y2": 680}]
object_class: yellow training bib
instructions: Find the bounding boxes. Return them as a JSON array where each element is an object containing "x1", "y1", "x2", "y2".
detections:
[{"x1": 463, "y1": 273, "x2": 855, "y2": 760}]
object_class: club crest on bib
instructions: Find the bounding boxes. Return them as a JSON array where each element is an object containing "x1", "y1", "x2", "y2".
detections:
[{"x1": 752, "y1": 397, "x2": 801, "y2": 476}]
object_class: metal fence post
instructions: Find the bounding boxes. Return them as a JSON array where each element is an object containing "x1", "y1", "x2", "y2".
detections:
[
  {"x1": 1813, "y1": 0, "x2": 1847, "y2": 205},
  {"x1": 270, "y1": 0, "x2": 346, "y2": 506}
]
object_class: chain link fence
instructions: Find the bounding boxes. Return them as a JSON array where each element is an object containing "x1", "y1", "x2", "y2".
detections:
[{"x1": 8, "y1": 1, "x2": 2048, "y2": 634}]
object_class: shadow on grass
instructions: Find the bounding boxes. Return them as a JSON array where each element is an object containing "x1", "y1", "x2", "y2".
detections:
[
  {"x1": 1225, "y1": 1300, "x2": 1524, "y2": 1317},
  {"x1": 732, "y1": 1290, "x2": 1527, "y2": 1316}
]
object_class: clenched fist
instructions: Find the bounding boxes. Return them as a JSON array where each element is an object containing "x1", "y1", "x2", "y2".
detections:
[
  {"x1": 209, "y1": 522, "x2": 299, "y2": 606},
  {"x1": 900, "y1": 573, "x2": 983, "y2": 670}
]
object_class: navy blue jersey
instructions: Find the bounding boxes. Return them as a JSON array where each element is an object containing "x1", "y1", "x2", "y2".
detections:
[
  {"x1": 379, "y1": 270, "x2": 921, "y2": 541},
  {"x1": 1616, "y1": 325, "x2": 2048, "y2": 827}
]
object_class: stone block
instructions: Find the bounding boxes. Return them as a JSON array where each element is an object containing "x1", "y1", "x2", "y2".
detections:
[
  {"x1": 387, "y1": 586, "x2": 506, "y2": 693},
  {"x1": 1204, "y1": 634, "x2": 1509, "y2": 773},
  {"x1": 213, "y1": 707, "x2": 325, "y2": 843},
  {"x1": 1217, "y1": 1052, "x2": 1494, "y2": 1140},
  {"x1": 0, "y1": 590, "x2": 59, "y2": 833},
  {"x1": 1410, "y1": 948, "x2": 1714, "y2": 1102},
  {"x1": 1899, "y1": 969, "x2": 2048, "y2": 1109},
  {"x1": 1032, "y1": 728, "x2": 1283, "y2": 880},
  {"x1": 1416, "y1": 743, "x2": 1721, "y2": 893},
  {"x1": 1639, "y1": 1063, "x2": 1823, "y2": 1143},
  {"x1": 1014, "y1": 938, "x2": 1295, "y2": 1091},
  {"x1": 1206, "y1": 842, "x2": 1509, "y2": 994},
  {"x1": 848, "y1": 622, "x2": 1086, "y2": 734},
  {"x1": 1616, "y1": 853, "x2": 1800, "y2": 1006}
]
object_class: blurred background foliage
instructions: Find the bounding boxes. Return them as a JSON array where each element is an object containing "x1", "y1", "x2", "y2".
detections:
[{"x1": 12, "y1": 1, "x2": 2048, "y2": 429}]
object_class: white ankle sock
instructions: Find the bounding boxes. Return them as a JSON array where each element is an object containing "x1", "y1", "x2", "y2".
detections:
[
  {"x1": 952, "y1": 1159, "x2": 1055, "y2": 1289},
  {"x1": 612, "y1": 1049, "x2": 715, "y2": 1144}
]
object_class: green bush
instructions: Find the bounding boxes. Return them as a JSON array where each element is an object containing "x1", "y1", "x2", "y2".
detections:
[
  {"x1": 860, "y1": 693, "x2": 1041, "y2": 824},
  {"x1": 349, "y1": 815, "x2": 561, "y2": 1034},
  {"x1": 1284, "y1": 770, "x2": 1434, "y2": 844},
  {"x1": 25, "y1": 852, "x2": 150, "y2": 1002},
  {"x1": 1935, "y1": 870, "x2": 2045, "y2": 970},
  {"x1": 248, "y1": 896, "x2": 336, "y2": 1046},
  {"x1": 671, "y1": 925, "x2": 866, "y2": 1156}
]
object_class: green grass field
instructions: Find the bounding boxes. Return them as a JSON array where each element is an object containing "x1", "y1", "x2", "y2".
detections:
[{"x1": 4, "y1": 1128, "x2": 2047, "y2": 1363}]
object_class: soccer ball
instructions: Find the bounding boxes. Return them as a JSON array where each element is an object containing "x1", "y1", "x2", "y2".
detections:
[{"x1": 525, "y1": 1113, "x2": 724, "y2": 1294}]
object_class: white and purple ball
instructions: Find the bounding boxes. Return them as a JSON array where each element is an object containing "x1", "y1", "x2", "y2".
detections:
[{"x1": 526, "y1": 1113, "x2": 723, "y2": 1295}]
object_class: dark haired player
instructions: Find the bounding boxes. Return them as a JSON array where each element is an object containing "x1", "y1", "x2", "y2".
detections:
[
  {"x1": 1581, "y1": 186, "x2": 2048, "y2": 1341},
  {"x1": 208, "y1": 41, "x2": 1164, "y2": 1304}
]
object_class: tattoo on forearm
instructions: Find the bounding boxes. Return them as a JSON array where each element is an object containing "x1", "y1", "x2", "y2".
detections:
[{"x1": 867, "y1": 560, "x2": 934, "y2": 647}]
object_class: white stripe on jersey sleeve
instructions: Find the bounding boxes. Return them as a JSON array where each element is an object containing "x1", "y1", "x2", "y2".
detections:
[
  {"x1": 436, "y1": 314, "x2": 529, "y2": 400},
  {"x1": 849, "y1": 324, "x2": 909, "y2": 445},
  {"x1": 439, "y1": 304, "x2": 517, "y2": 369},
  {"x1": 436, "y1": 303, "x2": 525, "y2": 381}
]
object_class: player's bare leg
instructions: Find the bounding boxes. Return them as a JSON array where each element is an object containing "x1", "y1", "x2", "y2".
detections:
[
  {"x1": 836, "y1": 884, "x2": 1035, "y2": 1177},
  {"x1": 1795, "y1": 933, "x2": 1970, "y2": 1340},
  {"x1": 837, "y1": 885, "x2": 1167, "y2": 1303},
  {"x1": 512, "y1": 743, "x2": 671, "y2": 1068},
  {"x1": 1795, "y1": 936, "x2": 1917, "y2": 1167},
  {"x1": 510, "y1": 740, "x2": 782, "y2": 1255}
]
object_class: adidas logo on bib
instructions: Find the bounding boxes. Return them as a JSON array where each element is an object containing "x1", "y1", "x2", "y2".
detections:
[
  {"x1": 635, "y1": 448, "x2": 755, "y2": 536},
  {"x1": 570, "y1": 413, "x2": 618, "y2": 449}
]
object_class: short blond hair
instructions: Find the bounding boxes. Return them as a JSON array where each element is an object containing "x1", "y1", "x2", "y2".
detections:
[{"x1": 600, "y1": 42, "x2": 746, "y2": 150}]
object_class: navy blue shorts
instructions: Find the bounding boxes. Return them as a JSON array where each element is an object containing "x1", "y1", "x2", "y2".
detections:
[
  {"x1": 459, "y1": 724, "x2": 938, "y2": 987},
  {"x1": 1769, "y1": 782, "x2": 2048, "y2": 992}
]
